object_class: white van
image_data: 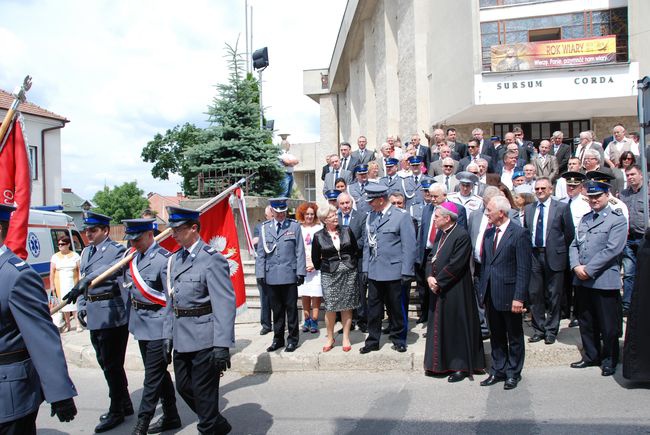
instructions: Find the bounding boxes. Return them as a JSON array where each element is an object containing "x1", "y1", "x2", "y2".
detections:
[{"x1": 26, "y1": 209, "x2": 85, "y2": 288}]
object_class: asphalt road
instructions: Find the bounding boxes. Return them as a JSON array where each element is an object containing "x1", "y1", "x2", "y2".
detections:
[{"x1": 36, "y1": 365, "x2": 650, "y2": 434}]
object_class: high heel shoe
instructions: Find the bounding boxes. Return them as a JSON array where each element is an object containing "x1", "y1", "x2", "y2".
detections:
[
  {"x1": 342, "y1": 345, "x2": 352, "y2": 352},
  {"x1": 322, "y1": 342, "x2": 335, "y2": 352}
]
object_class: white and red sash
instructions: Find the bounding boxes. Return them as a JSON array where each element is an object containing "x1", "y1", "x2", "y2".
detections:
[{"x1": 129, "y1": 248, "x2": 166, "y2": 306}]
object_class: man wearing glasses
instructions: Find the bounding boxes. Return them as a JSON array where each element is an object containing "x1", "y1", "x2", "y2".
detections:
[
  {"x1": 459, "y1": 138, "x2": 493, "y2": 173},
  {"x1": 433, "y1": 157, "x2": 460, "y2": 192}
]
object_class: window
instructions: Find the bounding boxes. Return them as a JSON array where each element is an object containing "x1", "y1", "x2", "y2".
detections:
[
  {"x1": 71, "y1": 230, "x2": 85, "y2": 254},
  {"x1": 28, "y1": 146, "x2": 38, "y2": 180},
  {"x1": 493, "y1": 120, "x2": 590, "y2": 146},
  {"x1": 303, "y1": 172, "x2": 316, "y2": 202},
  {"x1": 529, "y1": 27, "x2": 561, "y2": 42}
]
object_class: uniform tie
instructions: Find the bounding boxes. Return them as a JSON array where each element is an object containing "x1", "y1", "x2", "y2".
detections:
[
  {"x1": 535, "y1": 203, "x2": 544, "y2": 247},
  {"x1": 593, "y1": 213, "x2": 599, "y2": 221},
  {"x1": 181, "y1": 249, "x2": 190, "y2": 262},
  {"x1": 414, "y1": 175, "x2": 419, "y2": 184},
  {"x1": 276, "y1": 222, "x2": 282, "y2": 234},
  {"x1": 88, "y1": 245, "x2": 97, "y2": 259}
]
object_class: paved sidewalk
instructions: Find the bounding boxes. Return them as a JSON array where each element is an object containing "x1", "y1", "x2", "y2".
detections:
[{"x1": 60, "y1": 318, "x2": 589, "y2": 373}]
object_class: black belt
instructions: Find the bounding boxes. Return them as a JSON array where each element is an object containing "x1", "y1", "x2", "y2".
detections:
[
  {"x1": 86, "y1": 292, "x2": 115, "y2": 302},
  {"x1": 0, "y1": 349, "x2": 29, "y2": 365},
  {"x1": 131, "y1": 298, "x2": 162, "y2": 311},
  {"x1": 174, "y1": 303, "x2": 212, "y2": 318},
  {"x1": 628, "y1": 232, "x2": 644, "y2": 240}
]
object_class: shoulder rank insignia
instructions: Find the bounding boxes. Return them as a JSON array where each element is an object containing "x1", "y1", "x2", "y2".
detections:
[
  {"x1": 203, "y1": 245, "x2": 217, "y2": 255},
  {"x1": 8, "y1": 257, "x2": 29, "y2": 271},
  {"x1": 158, "y1": 248, "x2": 172, "y2": 257},
  {"x1": 611, "y1": 208, "x2": 623, "y2": 216}
]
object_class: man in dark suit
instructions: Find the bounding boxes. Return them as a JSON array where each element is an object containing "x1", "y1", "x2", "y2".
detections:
[
  {"x1": 550, "y1": 131, "x2": 571, "y2": 174},
  {"x1": 479, "y1": 196, "x2": 532, "y2": 390},
  {"x1": 339, "y1": 142, "x2": 356, "y2": 172},
  {"x1": 338, "y1": 192, "x2": 368, "y2": 331},
  {"x1": 350, "y1": 136, "x2": 376, "y2": 166},
  {"x1": 524, "y1": 177, "x2": 574, "y2": 345},
  {"x1": 446, "y1": 127, "x2": 467, "y2": 159},
  {"x1": 459, "y1": 138, "x2": 493, "y2": 172},
  {"x1": 410, "y1": 133, "x2": 431, "y2": 169},
  {"x1": 471, "y1": 127, "x2": 494, "y2": 158},
  {"x1": 513, "y1": 127, "x2": 537, "y2": 162}
]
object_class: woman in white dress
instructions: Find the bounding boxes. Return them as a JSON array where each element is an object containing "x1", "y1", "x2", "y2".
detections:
[
  {"x1": 296, "y1": 202, "x2": 323, "y2": 333},
  {"x1": 49, "y1": 235, "x2": 81, "y2": 332}
]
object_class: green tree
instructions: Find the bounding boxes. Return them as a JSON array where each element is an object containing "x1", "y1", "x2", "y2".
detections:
[
  {"x1": 92, "y1": 181, "x2": 150, "y2": 223},
  {"x1": 142, "y1": 40, "x2": 283, "y2": 197}
]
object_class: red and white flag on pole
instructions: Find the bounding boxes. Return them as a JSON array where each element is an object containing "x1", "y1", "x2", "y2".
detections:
[
  {"x1": 160, "y1": 195, "x2": 247, "y2": 312},
  {"x1": 0, "y1": 116, "x2": 31, "y2": 260}
]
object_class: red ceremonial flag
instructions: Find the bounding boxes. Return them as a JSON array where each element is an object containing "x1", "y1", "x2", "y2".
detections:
[
  {"x1": 159, "y1": 197, "x2": 246, "y2": 311},
  {"x1": 0, "y1": 118, "x2": 31, "y2": 260}
]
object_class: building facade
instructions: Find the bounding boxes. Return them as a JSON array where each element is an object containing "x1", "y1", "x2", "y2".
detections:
[{"x1": 304, "y1": 0, "x2": 649, "y2": 192}]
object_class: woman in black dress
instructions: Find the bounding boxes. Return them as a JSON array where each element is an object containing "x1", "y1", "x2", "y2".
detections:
[{"x1": 312, "y1": 204, "x2": 360, "y2": 352}]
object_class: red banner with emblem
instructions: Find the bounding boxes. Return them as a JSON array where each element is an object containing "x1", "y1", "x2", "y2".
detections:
[
  {"x1": 159, "y1": 197, "x2": 246, "y2": 311},
  {"x1": 0, "y1": 117, "x2": 31, "y2": 259}
]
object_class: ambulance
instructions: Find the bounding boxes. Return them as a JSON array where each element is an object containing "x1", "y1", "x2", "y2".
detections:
[{"x1": 26, "y1": 208, "x2": 85, "y2": 288}]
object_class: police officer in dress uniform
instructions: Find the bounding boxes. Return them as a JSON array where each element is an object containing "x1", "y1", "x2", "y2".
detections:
[
  {"x1": 255, "y1": 198, "x2": 306, "y2": 352},
  {"x1": 380, "y1": 158, "x2": 401, "y2": 195},
  {"x1": 121, "y1": 219, "x2": 180, "y2": 435},
  {"x1": 0, "y1": 204, "x2": 77, "y2": 434},
  {"x1": 585, "y1": 170, "x2": 629, "y2": 222},
  {"x1": 64, "y1": 211, "x2": 131, "y2": 433},
  {"x1": 349, "y1": 164, "x2": 372, "y2": 215},
  {"x1": 360, "y1": 184, "x2": 417, "y2": 354},
  {"x1": 164, "y1": 206, "x2": 236, "y2": 434},
  {"x1": 569, "y1": 181, "x2": 627, "y2": 377},
  {"x1": 402, "y1": 156, "x2": 433, "y2": 208}
]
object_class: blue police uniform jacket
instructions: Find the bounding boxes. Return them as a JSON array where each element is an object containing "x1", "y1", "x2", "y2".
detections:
[
  {"x1": 569, "y1": 206, "x2": 627, "y2": 290},
  {"x1": 0, "y1": 245, "x2": 77, "y2": 424},
  {"x1": 362, "y1": 205, "x2": 417, "y2": 281},
  {"x1": 123, "y1": 243, "x2": 172, "y2": 341},
  {"x1": 255, "y1": 218, "x2": 306, "y2": 285},
  {"x1": 77, "y1": 237, "x2": 128, "y2": 330},
  {"x1": 165, "y1": 239, "x2": 236, "y2": 353}
]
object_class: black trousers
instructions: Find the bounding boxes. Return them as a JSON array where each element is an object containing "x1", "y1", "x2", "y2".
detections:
[
  {"x1": 90, "y1": 324, "x2": 130, "y2": 413},
  {"x1": 529, "y1": 251, "x2": 564, "y2": 338},
  {"x1": 472, "y1": 263, "x2": 489, "y2": 335},
  {"x1": 366, "y1": 279, "x2": 406, "y2": 348},
  {"x1": 256, "y1": 280, "x2": 272, "y2": 330},
  {"x1": 354, "y1": 270, "x2": 368, "y2": 327},
  {"x1": 137, "y1": 339, "x2": 177, "y2": 420},
  {"x1": 0, "y1": 411, "x2": 37, "y2": 435},
  {"x1": 174, "y1": 349, "x2": 228, "y2": 434},
  {"x1": 485, "y1": 291, "x2": 525, "y2": 379},
  {"x1": 415, "y1": 259, "x2": 430, "y2": 321},
  {"x1": 268, "y1": 284, "x2": 299, "y2": 345},
  {"x1": 560, "y1": 268, "x2": 577, "y2": 319},
  {"x1": 575, "y1": 286, "x2": 622, "y2": 368}
]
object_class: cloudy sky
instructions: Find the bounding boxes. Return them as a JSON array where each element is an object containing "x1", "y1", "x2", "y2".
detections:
[{"x1": 0, "y1": 0, "x2": 346, "y2": 199}]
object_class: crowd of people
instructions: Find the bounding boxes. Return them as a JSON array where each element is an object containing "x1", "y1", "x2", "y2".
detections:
[{"x1": 257, "y1": 122, "x2": 649, "y2": 389}]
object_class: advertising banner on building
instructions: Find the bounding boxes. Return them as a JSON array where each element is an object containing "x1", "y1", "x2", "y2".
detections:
[{"x1": 490, "y1": 36, "x2": 617, "y2": 72}]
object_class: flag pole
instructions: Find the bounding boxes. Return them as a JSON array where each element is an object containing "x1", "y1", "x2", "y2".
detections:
[
  {"x1": 0, "y1": 76, "x2": 32, "y2": 152},
  {"x1": 50, "y1": 175, "x2": 253, "y2": 315}
]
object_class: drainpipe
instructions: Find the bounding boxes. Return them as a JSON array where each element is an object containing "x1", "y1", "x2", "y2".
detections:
[{"x1": 40, "y1": 122, "x2": 66, "y2": 205}]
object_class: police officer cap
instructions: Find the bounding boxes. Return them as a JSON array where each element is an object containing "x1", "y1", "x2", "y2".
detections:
[
  {"x1": 491, "y1": 135, "x2": 501, "y2": 142},
  {"x1": 0, "y1": 204, "x2": 16, "y2": 222},
  {"x1": 268, "y1": 197, "x2": 288, "y2": 212},
  {"x1": 584, "y1": 180, "x2": 610, "y2": 196},
  {"x1": 456, "y1": 171, "x2": 479, "y2": 185},
  {"x1": 585, "y1": 170, "x2": 614, "y2": 185},
  {"x1": 408, "y1": 155, "x2": 423, "y2": 165},
  {"x1": 364, "y1": 183, "x2": 389, "y2": 201},
  {"x1": 355, "y1": 164, "x2": 369, "y2": 174},
  {"x1": 561, "y1": 171, "x2": 586, "y2": 186},
  {"x1": 324, "y1": 190, "x2": 341, "y2": 200},
  {"x1": 166, "y1": 206, "x2": 200, "y2": 228},
  {"x1": 421, "y1": 179, "x2": 433, "y2": 189},
  {"x1": 385, "y1": 158, "x2": 399, "y2": 167},
  {"x1": 83, "y1": 211, "x2": 112, "y2": 229},
  {"x1": 512, "y1": 170, "x2": 525, "y2": 180},
  {"x1": 122, "y1": 218, "x2": 155, "y2": 240}
]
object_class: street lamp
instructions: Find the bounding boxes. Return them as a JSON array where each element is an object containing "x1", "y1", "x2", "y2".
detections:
[{"x1": 252, "y1": 47, "x2": 269, "y2": 129}]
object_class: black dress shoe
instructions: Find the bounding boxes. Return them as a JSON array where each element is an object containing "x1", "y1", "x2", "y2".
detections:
[
  {"x1": 568, "y1": 319, "x2": 579, "y2": 328},
  {"x1": 266, "y1": 342, "x2": 285, "y2": 352},
  {"x1": 480, "y1": 375, "x2": 505, "y2": 386},
  {"x1": 504, "y1": 377, "x2": 521, "y2": 390},
  {"x1": 147, "y1": 414, "x2": 181, "y2": 434},
  {"x1": 447, "y1": 371, "x2": 467, "y2": 383},
  {"x1": 95, "y1": 412, "x2": 125, "y2": 433},
  {"x1": 132, "y1": 417, "x2": 151, "y2": 435},
  {"x1": 359, "y1": 345, "x2": 379, "y2": 354},
  {"x1": 100, "y1": 400, "x2": 133, "y2": 421},
  {"x1": 528, "y1": 334, "x2": 544, "y2": 343},
  {"x1": 284, "y1": 343, "x2": 298, "y2": 352},
  {"x1": 391, "y1": 344, "x2": 407, "y2": 353},
  {"x1": 259, "y1": 327, "x2": 272, "y2": 336},
  {"x1": 215, "y1": 419, "x2": 232, "y2": 435},
  {"x1": 544, "y1": 336, "x2": 556, "y2": 345},
  {"x1": 601, "y1": 366, "x2": 616, "y2": 376},
  {"x1": 570, "y1": 360, "x2": 599, "y2": 369}
]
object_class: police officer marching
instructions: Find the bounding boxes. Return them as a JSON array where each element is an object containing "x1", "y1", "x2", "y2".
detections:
[
  {"x1": 63, "y1": 211, "x2": 131, "y2": 433},
  {"x1": 164, "y1": 206, "x2": 236, "y2": 435},
  {"x1": 121, "y1": 218, "x2": 180, "y2": 434},
  {"x1": 0, "y1": 204, "x2": 78, "y2": 434},
  {"x1": 255, "y1": 197, "x2": 306, "y2": 352}
]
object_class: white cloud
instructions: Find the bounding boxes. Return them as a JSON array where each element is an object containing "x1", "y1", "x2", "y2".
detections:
[{"x1": 1, "y1": 0, "x2": 345, "y2": 200}]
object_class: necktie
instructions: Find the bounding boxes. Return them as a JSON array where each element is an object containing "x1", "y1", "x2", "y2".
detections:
[
  {"x1": 535, "y1": 203, "x2": 544, "y2": 247},
  {"x1": 389, "y1": 176, "x2": 393, "y2": 183},
  {"x1": 445, "y1": 176, "x2": 450, "y2": 190},
  {"x1": 88, "y1": 245, "x2": 97, "y2": 258},
  {"x1": 342, "y1": 158, "x2": 347, "y2": 170},
  {"x1": 493, "y1": 227, "x2": 500, "y2": 252},
  {"x1": 568, "y1": 197, "x2": 573, "y2": 206},
  {"x1": 276, "y1": 222, "x2": 282, "y2": 234},
  {"x1": 335, "y1": 170, "x2": 339, "y2": 180},
  {"x1": 414, "y1": 175, "x2": 419, "y2": 184},
  {"x1": 181, "y1": 249, "x2": 190, "y2": 262},
  {"x1": 593, "y1": 213, "x2": 599, "y2": 221},
  {"x1": 360, "y1": 150, "x2": 365, "y2": 161},
  {"x1": 361, "y1": 183, "x2": 366, "y2": 193},
  {"x1": 343, "y1": 214, "x2": 350, "y2": 226}
]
